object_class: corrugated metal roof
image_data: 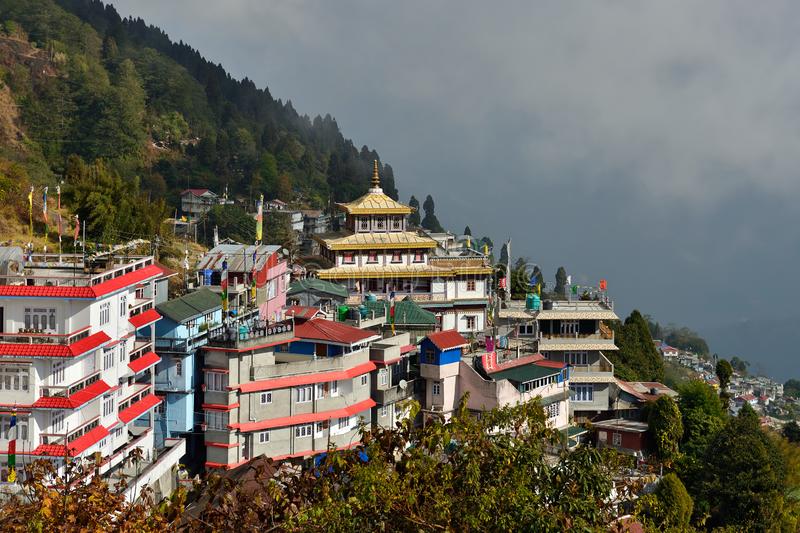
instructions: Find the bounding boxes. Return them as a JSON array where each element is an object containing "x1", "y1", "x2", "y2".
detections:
[
  {"x1": 491, "y1": 362, "x2": 563, "y2": 384},
  {"x1": 287, "y1": 279, "x2": 348, "y2": 298},
  {"x1": 364, "y1": 299, "x2": 436, "y2": 326},
  {"x1": 197, "y1": 244, "x2": 281, "y2": 272},
  {"x1": 156, "y1": 288, "x2": 221, "y2": 324}
]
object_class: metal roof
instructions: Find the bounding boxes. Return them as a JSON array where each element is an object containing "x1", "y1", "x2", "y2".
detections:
[
  {"x1": 490, "y1": 362, "x2": 563, "y2": 385},
  {"x1": 156, "y1": 288, "x2": 221, "y2": 324},
  {"x1": 196, "y1": 244, "x2": 281, "y2": 272},
  {"x1": 287, "y1": 278, "x2": 348, "y2": 298}
]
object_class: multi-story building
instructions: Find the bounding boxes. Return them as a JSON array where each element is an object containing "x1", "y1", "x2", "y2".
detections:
[
  {"x1": 0, "y1": 248, "x2": 184, "y2": 499},
  {"x1": 200, "y1": 316, "x2": 380, "y2": 469},
  {"x1": 149, "y1": 288, "x2": 222, "y2": 469},
  {"x1": 181, "y1": 188, "x2": 221, "y2": 219},
  {"x1": 196, "y1": 243, "x2": 288, "y2": 322},
  {"x1": 369, "y1": 333, "x2": 418, "y2": 429},
  {"x1": 416, "y1": 330, "x2": 571, "y2": 430},
  {"x1": 313, "y1": 162, "x2": 493, "y2": 334}
]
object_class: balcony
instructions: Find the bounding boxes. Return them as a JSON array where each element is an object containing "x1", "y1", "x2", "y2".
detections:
[
  {"x1": 375, "y1": 379, "x2": 416, "y2": 405},
  {"x1": 251, "y1": 347, "x2": 370, "y2": 381},
  {"x1": 568, "y1": 352, "x2": 615, "y2": 379},
  {"x1": 207, "y1": 317, "x2": 294, "y2": 350},
  {"x1": 0, "y1": 328, "x2": 90, "y2": 346},
  {"x1": 537, "y1": 331, "x2": 614, "y2": 342},
  {"x1": 154, "y1": 329, "x2": 211, "y2": 354}
]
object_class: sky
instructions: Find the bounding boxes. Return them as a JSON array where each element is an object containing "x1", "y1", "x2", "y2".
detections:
[{"x1": 109, "y1": 1, "x2": 800, "y2": 377}]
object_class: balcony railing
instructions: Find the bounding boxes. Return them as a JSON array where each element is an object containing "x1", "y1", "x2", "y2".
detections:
[
  {"x1": 0, "y1": 329, "x2": 90, "y2": 346},
  {"x1": 538, "y1": 331, "x2": 614, "y2": 341},
  {"x1": 567, "y1": 352, "x2": 614, "y2": 374},
  {"x1": 207, "y1": 317, "x2": 294, "y2": 349}
]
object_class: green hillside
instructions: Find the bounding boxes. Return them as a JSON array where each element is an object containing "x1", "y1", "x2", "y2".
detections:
[{"x1": 0, "y1": 0, "x2": 399, "y2": 242}]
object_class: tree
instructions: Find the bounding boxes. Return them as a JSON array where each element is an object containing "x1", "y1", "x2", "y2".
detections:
[
  {"x1": 784, "y1": 379, "x2": 800, "y2": 399},
  {"x1": 648, "y1": 396, "x2": 683, "y2": 463},
  {"x1": 784, "y1": 421, "x2": 800, "y2": 443},
  {"x1": 637, "y1": 473, "x2": 693, "y2": 530},
  {"x1": 698, "y1": 404, "x2": 787, "y2": 530},
  {"x1": 463, "y1": 225, "x2": 471, "y2": 236},
  {"x1": 608, "y1": 310, "x2": 664, "y2": 382},
  {"x1": 677, "y1": 380, "x2": 726, "y2": 459},
  {"x1": 715, "y1": 359, "x2": 733, "y2": 391},
  {"x1": 408, "y1": 195, "x2": 420, "y2": 226},
  {"x1": 202, "y1": 204, "x2": 255, "y2": 246},
  {"x1": 730, "y1": 356, "x2": 750, "y2": 375},
  {"x1": 420, "y1": 194, "x2": 444, "y2": 232},
  {"x1": 664, "y1": 326, "x2": 709, "y2": 356},
  {"x1": 554, "y1": 266, "x2": 568, "y2": 298}
]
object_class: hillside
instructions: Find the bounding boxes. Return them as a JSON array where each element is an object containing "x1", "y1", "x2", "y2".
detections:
[{"x1": 0, "y1": 0, "x2": 399, "y2": 243}]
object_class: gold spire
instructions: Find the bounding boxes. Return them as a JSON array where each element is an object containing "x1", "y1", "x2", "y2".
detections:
[{"x1": 371, "y1": 160, "x2": 380, "y2": 189}]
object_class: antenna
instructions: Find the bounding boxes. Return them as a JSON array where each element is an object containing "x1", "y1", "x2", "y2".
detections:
[{"x1": 398, "y1": 379, "x2": 408, "y2": 391}]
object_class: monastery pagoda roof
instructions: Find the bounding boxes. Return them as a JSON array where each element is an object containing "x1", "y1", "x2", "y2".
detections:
[
  {"x1": 316, "y1": 263, "x2": 493, "y2": 280},
  {"x1": 336, "y1": 161, "x2": 413, "y2": 215},
  {"x1": 314, "y1": 230, "x2": 437, "y2": 250}
]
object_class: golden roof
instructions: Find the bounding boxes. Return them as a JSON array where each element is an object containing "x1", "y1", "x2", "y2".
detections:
[
  {"x1": 315, "y1": 263, "x2": 492, "y2": 280},
  {"x1": 337, "y1": 160, "x2": 413, "y2": 215},
  {"x1": 315, "y1": 231, "x2": 437, "y2": 250},
  {"x1": 536, "y1": 341, "x2": 618, "y2": 351},
  {"x1": 534, "y1": 309, "x2": 619, "y2": 320}
]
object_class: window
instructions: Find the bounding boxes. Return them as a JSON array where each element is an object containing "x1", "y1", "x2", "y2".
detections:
[
  {"x1": 465, "y1": 316, "x2": 476, "y2": 330},
  {"x1": 25, "y1": 308, "x2": 56, "y2": 332},
  {"x1": 103, "y1": 348, "x2": 114, "y2": 370},
  {"x1": 315, "y1": 421, "x2": 328, "y2": 435},
  {"x1": 378, "y1": 370, "x2": 388, "y2": 386},
  {"x1": 374, "y1": 217, "x2": 386, "y2": 230},
  {"x1": 205, "y1": 372, "x2": 228, "y2": 392},
  {"x1": 466, "y1": 280, "x2": 476, "y2": 291},
  {"x1": 316, "y1": 383, "x2": 325, "y2": 399},
  {"x1": 519, "y1": 323, "x2": 536, "y2": 336},
  {"x1": 413, "y1": 250, "x2": 424, "y2": 263},
  {"x1": 0, "y1": 366, "x2": 29, "y2": 392},
  {"x1": 423, "y1": 349, "x2": 434, "y2": 364},
  {"x1": 296, "y1": 385, "x2": 313, "y2": 403},
  {"x1": 360, "y1": 374, "x2": 368, "y2": 386},
  {"x1": 432, "y1": 381, "x2": 441, "y2": 396},
  {"x1": 0, "y1": 416, "x2": 28, "y2": 440},
  {"x1": 103, "y1": 395, "x2": 115, "y2": 417},
  {"x1": 391, "y1": 217, "x2": 402, "y2": 230},
  {"x1": 342, "y1": 252, "x2": 355, "y2": 264},
  {"x1": 99, "y1": 302, "x2": 111, "y2": 326},
  {"x1": 566, "y1": 351, "x2": 588, "y2": 365},
  {"x1": 544, "y1": 402, "x2": 560, "y2": 419},
  {"x1": 260, "y1": 392, "x2": 272, "y2": 405},
  {"x1": 521, "y1": 374, "x2": 559, "y2": 392},
  {"x1": 612, "y1": 433, "x2": 622, "y2": 446},
  {"x1": 294, "y1": 424, "x2": 313, "y2": 438},
  {"x1": 380, "y1": 406, "x2": 388, "y2": 417},
  {"x1": 258, "y1": 431, "x2": 270, "y2": 444},
  {"x1": 359, "y1": 218, "x2": 369, "y2": 231},
  {"x1": 391, "y1": 250, "x2": 403, "y2": 263},
  {"x1": 338, "y1": 416, "x2": 350, "y2": 431},
  {"x1": 366, "y1": 251, "x2": 378, "y2": 264},
  {"x1": 120, "y1": 295, "x2": 127, "y2": 317},
  {"x1": 52, "y1": 361, "x2": 65, "y2": 384},
  {"x1": 560, "y1": 320, "x2": 578, "y2": 335},
  {"x1": 52, "y1": 411, "x2": 64, "y2": 433},
  {"x1": 571, "y1": 384, "x2": 594, "y2": 402},
  {"x1": 204, "y1": 410, "x2": 229, "y2": 430},
  {"x1": 119, "y1": 342, "x2": 127, "y2": 363},
  {"x1": 175, "y1": 359, "x2": 183, "y2": 377},
  {"x1": 330, "y1": 381, "x2": 339, "y2": 396}
]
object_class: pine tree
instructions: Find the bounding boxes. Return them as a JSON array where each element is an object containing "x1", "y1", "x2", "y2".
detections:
[
  {"x1": 463, "y1": 226, "x2": 472, "y2": 236},
  {"x1": 421, "y1": 195, "x2": 444, "y2": 232},
  {"x1": 408, "y1": 196, "x2": 421, "y2": 226},
  {"x1": 554, "y1": 266, "x2": 568, "y2": 297}
]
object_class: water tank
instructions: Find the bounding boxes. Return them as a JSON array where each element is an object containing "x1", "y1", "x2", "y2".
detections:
[
  {"x1": 348, "y1": 307, "x2": 360, "y2": 320},
  {"x1": 337, "y1": 305, "x2": 350, "y2": 322},
  {"x1": 542, "y1": 299, "x2": 553, "y2": 310},
  {"x1": 202, "y1": 269, "x2": 213, "y2": 286},
  {"x1": 358, "y1": 304, "x2": 368, "y2": 319},
  {"x1": 525, "y1": 293, "x2": 535, "y2": 310},
  {"x1": 532, "y1": 294, "x2": 541, "y2": 310},
  {"x1": 365, "y1": 293, "x2": 377, "y2": 302}
]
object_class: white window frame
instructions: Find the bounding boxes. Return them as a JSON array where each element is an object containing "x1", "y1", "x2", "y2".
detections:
[
  {"x1": 378, "y1": 370, "x2": 388, "y2": 386},
  {"x1": 330, "y1": 380, "x2": 339, "y2": 397},
  {"x1": 612, "y1": 432, "x2": 622, "y2": 446},
  {"x1": 571, "y1": 384, "x2": 594, "y2": 402},
  {"x1": 360, "y1": 374, "x2": 368, "y2": 387},
  {"x1": 294, "y1": 424, "x2": 312, "y2": 438},
  {"x1": 432, "y1": 381, "x2": 441, "y2": 396},
  {"x1": 258, "y1": 430, "x2": 270, "y2": 444},
  {"x1": 260, "y1": 392, "x2": 272, "y2": 405},
  {"x1": 295, "y1": 385, "x2": 313, "y2": 403},
  {"x1": 205, "y1": 372, "x2": 227, "y2": 392}
]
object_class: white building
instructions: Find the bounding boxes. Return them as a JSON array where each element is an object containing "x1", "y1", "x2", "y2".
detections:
[{"x1": 0, "y1": 248, "x2": 184, "y2": 499}]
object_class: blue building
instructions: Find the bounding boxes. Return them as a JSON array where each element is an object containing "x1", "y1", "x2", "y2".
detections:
[{"x1": 150, "y1": 288, "x2": 222, "y2": 467}]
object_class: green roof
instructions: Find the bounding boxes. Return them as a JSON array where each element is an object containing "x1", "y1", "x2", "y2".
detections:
[
  {"x1": 287, "y1": 279, "x2": 348, "y2": 298},
  {"x1": 490, "y1": 364, "x2": 562, "y2": 385},
  {"x1": 157, "y1": 288, "x2": 221, "y2": 324},
  {"x1": 364, "y1": 299, "x2": 436, "y2": 326}
]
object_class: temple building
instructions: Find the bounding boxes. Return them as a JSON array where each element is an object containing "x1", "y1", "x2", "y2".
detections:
[{"x1": 313, "y1": 162, "x2": 493, "y2": 335}]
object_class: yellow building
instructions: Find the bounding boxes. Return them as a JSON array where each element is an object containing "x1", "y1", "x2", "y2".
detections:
[{"x1": 313, "y1": 162, "x2": 493, "y2": 334}]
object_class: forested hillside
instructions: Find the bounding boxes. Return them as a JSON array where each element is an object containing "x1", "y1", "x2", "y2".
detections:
[{"x1": 0, "y1": 0, "x2": 398, "y2": 241}]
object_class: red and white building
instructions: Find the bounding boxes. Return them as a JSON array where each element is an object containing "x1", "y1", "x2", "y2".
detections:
[{"x1": 0, "y1": 248, "x2": 184, "y2": 498}]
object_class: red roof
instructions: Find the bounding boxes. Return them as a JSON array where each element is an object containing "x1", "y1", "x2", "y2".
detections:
[
  {"x1": 32, "y1": 379, "x2": 111, "y2": 409},
  {"x1": 118, "y1": 394, "x2": 162, "y2": 424},
  {"x1": 232, "y1": 397, "x2": 375, "y2": 432},
  {"x1": 182, "y1": 188, "x2": 211, "y2": 196},
  {"x1": 488, "y1": 353, "x2": 544, "y2": 374},
  {"x1": 33, "y1": 424, "x2": 110, "y2": 457},
  {"x1": 127, "y1": 351, "x2": 161, "y2": 374},
  {"x1": 400, "y1": 344, "x2": 416, "y2": 355},
  {"x1": 237, "y1": 361, "x2": 376, "y2": 393},
  {"x1": 285, "y1": 306, "x2": 324, "y2": 321},
  {"x1": 0, "y1": 331, "x2": 111, "y2": 358},
  {"x1": 425, "y1": 330, "x2": 469, "y2": 351},
  {"x1": 129, "y1": 308, "x2": 161, "y2": 329},
  {"x1": 0, "y1": 264, "x2": 165, "y2": 299},
  {"x1": 534, "y1": 360, "x2": 568, "y2": 369},
  {"x1": 295, "y1": 318, "x2": 379, "y2": 346}
]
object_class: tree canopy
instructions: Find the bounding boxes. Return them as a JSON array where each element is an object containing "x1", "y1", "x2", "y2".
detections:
[
  {"x1": 420, "y1": 194, "x2": 444, "y2": 233},
  {"x1": 608, "y1": 310, "x2": 664, "y2": 382}
]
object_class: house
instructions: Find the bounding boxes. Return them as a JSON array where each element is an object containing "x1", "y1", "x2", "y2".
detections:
[
  {"x1": 284, "y1": 305, "x2": 328, "y2": 323},
  {"x1": 369, "y1": 333, "x2": 418, "y2": 429},
  {"x1": 734, "y1": 393, "x2": 758, "y2": 407},
  {"x1": 592, "y1": 418, "x2": 649, "y2": 456},
  {"x1": 200, "y1": 317, "x2": 380, "y2": 469},
  {"x1": 0, "y1": 248, "x2": 184, "y2": 499},
  {"x1": 265, "y1": 199, "x2": 287, "y2": 211},
  {"x1": 363, "y1": 298, "x2": 437, "y2": 342},
  {"x1": 181, "y1": 189, "x2": 220, "y2": 218},
  {"x1": 196, "y1": 243, "x2": 288, "y2": 322},
  {"x1": 312, "y1": 162, "x2": 493, "y2": 334},
  {"x1": 418, "y1": 330, "x2": 470, "y2": 421},
  {"x1": 660, "y1": 344, "x2": 679, "y2": 359},
  {"x1": 287, "y1": 278, "x2": 348, "y2": 308},
  {"x1": 150, "y1": 288, "x2": 222, "y2": 472}
]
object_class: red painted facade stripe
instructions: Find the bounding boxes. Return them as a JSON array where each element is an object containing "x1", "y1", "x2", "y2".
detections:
[
  {"x1": 204, "y1": 441, "x2": 241, "y2": 448},
  {"x1": 0, "y1": 331, "x2": 111, "y2": 358},
  {"x1": 127, "y1": 351, "x2": 161, "y2": 374},
  {"x1": 118, "y1": 394, "x2": 162, "y2": 424},
  {"x1": 0, "y1": 264, "x2": 165, "y2": 299},
  {"x1": 205, "y1": 458, "x2": 250, "y2": 470},
  {"x1": 128, "y1": 308, "x2": 162, "y2": 329},
  {"x1": 230, "y1": 397, "x2": 376, "y2": 433},
  {"x1": 201, "y1": 403, "x2": 240, "y2": 411},
  {"x1": 236, "y1": 361, "x2": 377, "y2": 393}
]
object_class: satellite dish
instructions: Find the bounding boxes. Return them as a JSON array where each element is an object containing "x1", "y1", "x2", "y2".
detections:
[{"x1": 398, "y1": 379, "x2": 408, "y2": 391}]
